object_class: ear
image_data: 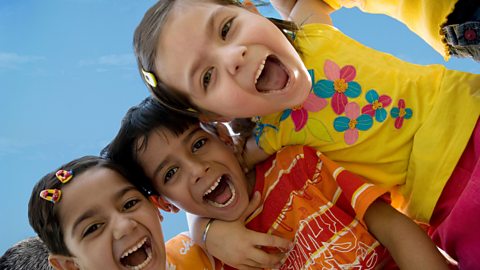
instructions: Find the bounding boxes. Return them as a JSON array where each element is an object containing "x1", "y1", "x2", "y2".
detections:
[
  {"x1": 48, "y1": 254, "x2": 79, "y2": 270},
  {"x1": 149, "y1": 195, "x2": 180, "y2": 213}
]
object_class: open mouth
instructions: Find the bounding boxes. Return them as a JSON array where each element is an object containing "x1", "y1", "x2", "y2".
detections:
[
  {"x1": 254, "y1": 55, "x2": 290, "y2": 93},
  {"x1": 120, "y1": 237, "x2": 153, "y2": 270},
  {"x1": 203, "y1": 175, "x2": 236, "y2": 208}
]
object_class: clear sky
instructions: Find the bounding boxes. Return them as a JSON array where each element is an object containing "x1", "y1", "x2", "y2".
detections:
[{"x1": 0, "y1": 0, "x2": 478, "y2": 255}]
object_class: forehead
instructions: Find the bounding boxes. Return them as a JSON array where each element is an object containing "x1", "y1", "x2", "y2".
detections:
[{"x1": 57, "y1": 168, "x2": 133, "y2": 225}]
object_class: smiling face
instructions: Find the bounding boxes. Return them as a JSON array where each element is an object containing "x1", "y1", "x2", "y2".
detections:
[
  {"x1": 155, "y1": 0, "x2": 311, "y2": 119},
  {"x1": 53, "y1": 167, "x2": 166, "y2": 270},
  {"x1": 136, "y1": 124, "x2": 250, "y2": 221}
]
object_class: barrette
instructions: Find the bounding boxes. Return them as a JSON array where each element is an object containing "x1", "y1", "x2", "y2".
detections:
[
  {"x1": 186, "y1": 108, "x2": 197, "y2": 113},
  {"x1": 39, "y1": 189, "x2": 62, "y2": 204},
  {"x1": 55, "y1": 169, "x2": 73, "y2": 184},
  {"x1": 141, "y1": 69, "x2": 158, "y2": 88}
]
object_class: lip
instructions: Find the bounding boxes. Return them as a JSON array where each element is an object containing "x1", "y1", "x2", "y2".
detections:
[
  {"x1": 253, "y1": 54, "x2": 292, "y2": 94},
  {"x1": 202, "y1": 174, "x2": 237, "y2": 209},
  {"x1": 119, "y1": 236, "x2": 154, "y2": 270}
]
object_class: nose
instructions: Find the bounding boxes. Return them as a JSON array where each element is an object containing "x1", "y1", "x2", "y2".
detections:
[
  {"x1": 221, "y1": 45, "x2": 247, "y2": 75},
  {"x1": 185, "y1": 156, "x2": 210, "y2": 183},
  {"x1": 113, "y1": 214, "x2": 138, "y2": 240}
]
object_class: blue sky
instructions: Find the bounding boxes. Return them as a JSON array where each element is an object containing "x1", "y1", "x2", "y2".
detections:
[{"x1": 0, "y1": 0, "x2": 478, "y2": 255}]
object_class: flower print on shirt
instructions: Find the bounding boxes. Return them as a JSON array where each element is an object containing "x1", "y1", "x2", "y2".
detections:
[
  {"x1": 361, "y1": 89, "x2": 392, "y2": 122},
  {"x1": 334, "y1": 102, "x2": 373, "y2": 144},
  {"x1": 280, "y1": 92, "x2": 327, "y2": 131},
  {"x1": 390, "y1": 99, "x2": 413, "y2": 129},
  {"x1": 313, "y1": 60, "x2": 362, "y2": 115}
]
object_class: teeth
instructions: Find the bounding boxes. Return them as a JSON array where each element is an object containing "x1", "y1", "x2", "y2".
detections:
[
  {"x1": 207, "y1": 180, "x2": 236, "y2": 208},
  {"x1": 254, "y1": 57, "x2": 266, "y2": 85},
  {"x1": 128, "y1": 246, "x2": 152, "y2": 270},
  {"x1": 204, "y1": 177, "x2": 222, "y2": 196},
  {"x1": 121, "y1": 237, "x2": 146, "y2": 259}
]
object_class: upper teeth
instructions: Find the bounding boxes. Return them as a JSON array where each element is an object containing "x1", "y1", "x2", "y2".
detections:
[
  {"x1": 254, "y1": 57, "x2": 266, "y2": 85},
  {"x1": 128, "y1": 247, "x2": 152, "y2": 270},
  {"x1": 121, "y1": 237, "x2": 147, "y2": 259},
  {"x1": 204, "y1": 177, "x2": 222, "y2": 196}
]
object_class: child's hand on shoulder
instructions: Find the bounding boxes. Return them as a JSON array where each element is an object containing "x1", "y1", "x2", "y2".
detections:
[{"x1": 205, "y1": 192, "x2": 293, "y2": 269}]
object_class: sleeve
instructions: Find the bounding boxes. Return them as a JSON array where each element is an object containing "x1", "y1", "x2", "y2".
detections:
[
  {"x1": 321, "y1": 0, "x2": 366, "y2": 10},
  {"x1": 318, "y1": 153, "x2": 390, "y2": 225},
  {"x1": 165, "y1": 232, "x2": 217, "y2": 270}
]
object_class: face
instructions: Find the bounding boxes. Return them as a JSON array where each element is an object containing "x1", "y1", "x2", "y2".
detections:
[
  {"x1": 136, "y1": 124, "x2": 250, "y2": 221},
  {"x1": 55, "y1": 167, "x2": 166, "y2": 270},
  {"x1": 155, "y1": 0, "x2": 311, "y2": 119}
]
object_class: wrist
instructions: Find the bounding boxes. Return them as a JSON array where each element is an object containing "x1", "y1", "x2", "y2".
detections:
[{"x1": 202, "y1": 218, "x2": 216, "y2": 253}]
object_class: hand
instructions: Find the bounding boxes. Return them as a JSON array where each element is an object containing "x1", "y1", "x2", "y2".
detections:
[{"x1": 205, "y1": 192, "x2": 292, "y2": 269}]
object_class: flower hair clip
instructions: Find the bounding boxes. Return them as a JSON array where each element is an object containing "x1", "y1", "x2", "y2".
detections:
[
  {"x1": 39, "y1": 189, "x2": 62, "y2": 204},
  {"x1": 55, "y1": 169, "x2": 73, "y2": 184},
  {"x1": 141, "y1": 69, "x2": 158, "y2": 88},
  {"x1": 39, "y1": 169, "x2": 74, "y2": 204}
]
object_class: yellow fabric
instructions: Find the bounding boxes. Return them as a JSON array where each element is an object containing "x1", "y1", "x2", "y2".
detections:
[
  {"x1": 257, "y1": 24, "x2": 480, "y2": 223},
  {"x1": 322, "y1": 0, "x2": 458, "y2": 59}
]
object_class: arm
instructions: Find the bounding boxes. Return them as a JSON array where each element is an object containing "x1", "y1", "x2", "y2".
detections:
[
  {"x1": 364, "y1": 200, "x2": 449, "y2": 269},
  {"x1": 271, "y1": 0, "x2": 334, "y2": 25},
  {"x1": 187, "y1": 192, "x2": 292, "y2": 269}
]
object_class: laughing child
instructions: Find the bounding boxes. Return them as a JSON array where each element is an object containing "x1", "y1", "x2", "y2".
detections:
[
  {"x1": 105, "y1": 97, "x2": 448, "y2": 269},
  {"x1": 28, "y1": 155, "x2": 222, "y2": 270}
]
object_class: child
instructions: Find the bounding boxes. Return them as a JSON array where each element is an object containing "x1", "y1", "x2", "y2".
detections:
[
  {"x1": 105, "y1": 96, "x2": 449, "y2": 269},
  {"x1": 274, "y1": 0, "x2": 480, "y2": 61},
  {"x1": 0, "y1": 237, "x2": 53, "y2": 270},
  {"x1": 27, "y1": 155, "x2": 218, "y2": 270},
  {"x1": 134, "y1": 0, "x2": 480, "y2": 267}
]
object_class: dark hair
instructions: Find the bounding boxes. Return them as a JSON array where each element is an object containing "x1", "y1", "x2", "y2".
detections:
[
  {"x1": 0, "y1": 237, "x2": 53, "y2": 270},
  {"x1": 133, "y1": 0, "x2": 298, "y2": 115},
  {"x1": 28, "y1": 156, "x2": 132, "y2": 256},
  {"x1": 102, "y1": 96, "x2": 199, "y2": 193}
]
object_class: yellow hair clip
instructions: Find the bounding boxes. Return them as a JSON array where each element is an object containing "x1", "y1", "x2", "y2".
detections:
[
  {"x1": 186, "y1": 108, "x2": 197, "y2": 113},
  {"x1": 39, "y1": 189, "x2": 62, "y2": 204},
  {"x1": 142, "y1": 69, "x2": 158, "y2": 88},
  {"x1": 55, "y1": 169, "x2": 73, "y2": 184}
]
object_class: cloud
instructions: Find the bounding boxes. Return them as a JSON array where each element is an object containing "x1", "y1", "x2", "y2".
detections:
[
  {"x1": 79, "y1": 53, "x2": 135, "y2": 69},
  {"x1": 0, "y1": 52, "x2": 45, "y2": 69}
]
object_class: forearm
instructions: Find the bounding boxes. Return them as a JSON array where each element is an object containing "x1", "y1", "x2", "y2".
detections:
[
  {"x1": 287, "y1": 0, "x2": 334, "y2": 25},
  {"x1": 365, "y1": 200, "x2": 449, "y2": 269},
  {"x1": 186, "y1": 212, "x2": 211, "y2": 248}
]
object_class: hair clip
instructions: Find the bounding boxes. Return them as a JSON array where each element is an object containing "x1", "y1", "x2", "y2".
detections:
[
  {"x1": 55, "y1": 169, "x2": 73, "y2": 184},
  {"x1": 141, "y1": 69, "x2": 158, "y2": 88},
  {"x1": 39, "y1": 189, "x2": 62, "y2": 204},
  {"x1": 186, "y1": 108, "x2": 197, "y2": 113}
]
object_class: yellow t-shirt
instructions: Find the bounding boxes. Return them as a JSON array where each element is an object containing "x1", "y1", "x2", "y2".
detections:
[
  {"x1": 256, "y1": 24, "x2": 480, "y2": 223},
  {"x1": 322, "y1": 0, "x2": 458, "y2": 59}
]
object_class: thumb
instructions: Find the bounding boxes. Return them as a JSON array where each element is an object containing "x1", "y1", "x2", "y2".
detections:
[{"x1": 241, "y1": 191, "x2": 261, "y2": 221}]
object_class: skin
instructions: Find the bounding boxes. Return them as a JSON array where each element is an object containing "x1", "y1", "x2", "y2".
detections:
[
  {"x1": 155, "y1": 0, "x2": 312, "y2": 119},
  {"x1": 48, "y1": 167, "x2": 166, "y2": 270},
  {"x1": 136, "y1": 124, "x2": 251, "y2": 221}
]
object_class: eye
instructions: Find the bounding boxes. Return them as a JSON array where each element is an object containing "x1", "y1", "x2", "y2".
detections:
[
  {"x1": 164, "y1": 167, "x2": 178, "y2": 183},
  {"x1": 82, "y1": 223, "x2": 103, "y2": 238},
  {"x1": 221, "y1": 18, "x2": 233, "y2": 40},
  {"x1": 123, "y1": 198, "x2": 140, "y2": 210},
  {"x1": 202, "y1": 68, "x2": 213, "y2": 90},
  {"x1": 192, "y1": 138, "x2": 207, "y2": 152}
]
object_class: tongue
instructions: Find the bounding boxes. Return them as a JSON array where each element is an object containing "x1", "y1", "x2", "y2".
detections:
[
  {"x1": 205, "y1": 179, "x2": 232, "y2": 205},
  {"x1": 256, "y1": 57, "x2": 288, "y2": 92},
  {"x1": 123, "y1": 248, "x2": 147, "y2": 267}
]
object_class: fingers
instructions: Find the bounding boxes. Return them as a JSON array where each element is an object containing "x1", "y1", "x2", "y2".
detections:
[
  {"x1": 244, "y1": 250, "x2": 285, "y2": 269},
  {"x1": 240, "y1": 191, "x2": 261, "y2": 220},
  {"x1": 252, "y1": 232, "x2": 293, "y2": 252}
]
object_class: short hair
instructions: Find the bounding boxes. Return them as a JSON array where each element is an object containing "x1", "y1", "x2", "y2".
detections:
[
  {"x1": 102, "y1": 97, "x2": 199, "y2": 194},
  {"x1": 0, "y1": 236, "x2": 53, "y2": 270}
]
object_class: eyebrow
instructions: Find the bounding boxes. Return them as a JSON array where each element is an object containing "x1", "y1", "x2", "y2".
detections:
[
  {"x1": 70, "y1": 185, "x2": 136, "y2": 237},
  {"x1": 151, "y1": 126, "x2": 204, "y2": 181},
  {"x1": 188, "y1": 7, "x2": 224, "y2": 91}
]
